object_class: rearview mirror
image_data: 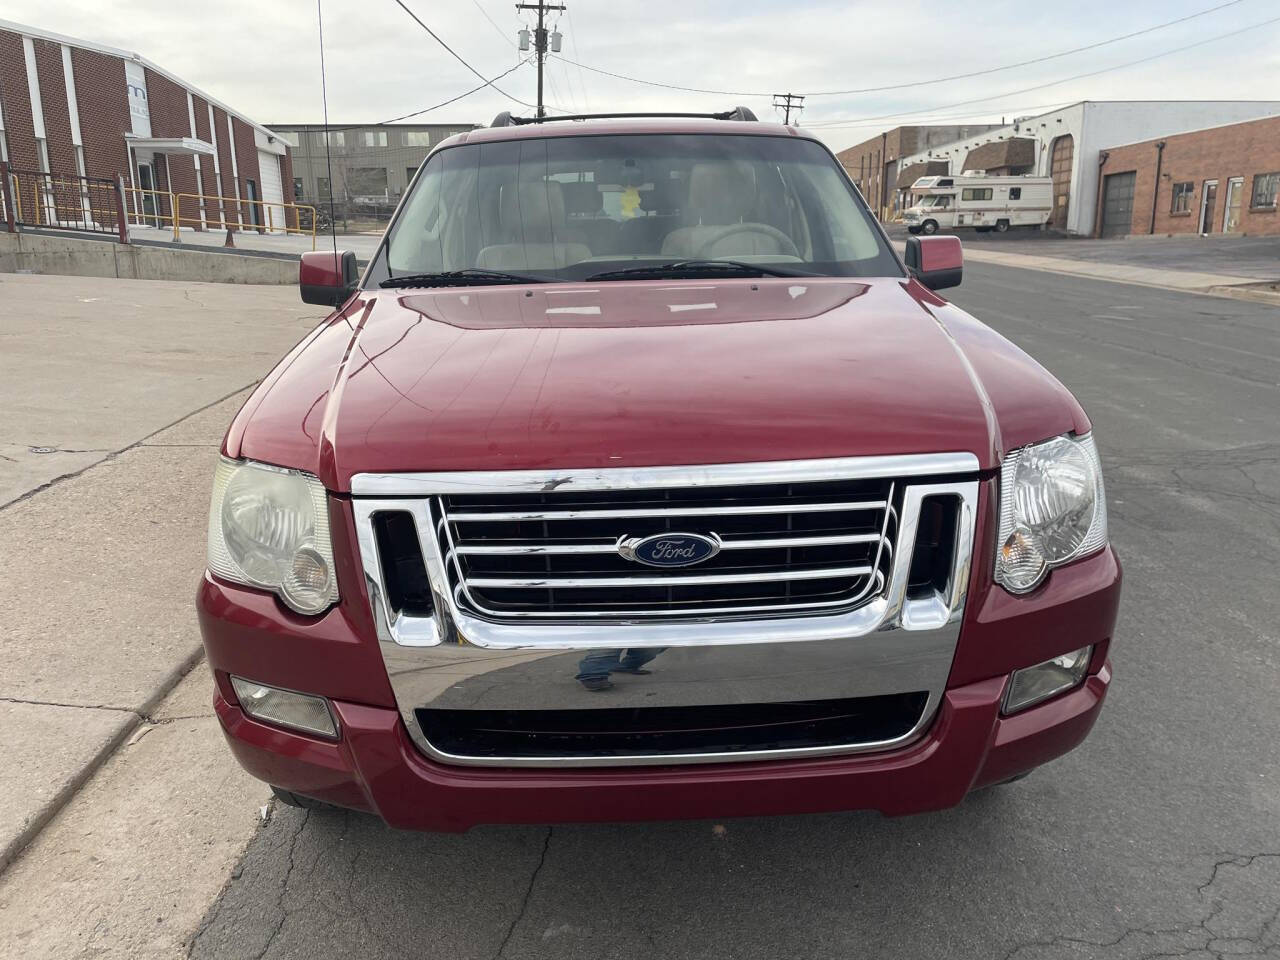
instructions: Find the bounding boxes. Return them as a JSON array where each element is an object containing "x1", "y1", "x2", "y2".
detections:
[
  {"x1": 300, "y1": 250, "x2": 359, "y2": 306},
  {"x1": 904, "y1": 236, "x2": 962, "y2": 291}
]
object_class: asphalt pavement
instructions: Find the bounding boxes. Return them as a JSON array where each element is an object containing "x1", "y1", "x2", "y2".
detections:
[{"x1": 187, "y1": 264, "x2": 1280, "y2": 960}]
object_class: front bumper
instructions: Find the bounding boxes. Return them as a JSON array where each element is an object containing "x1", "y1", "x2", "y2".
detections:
[
  {"x1": 197, "y1": 536, "x2": 1120, "y2": 831},
  {"x1": 212, "y1": 662, "x2": 1109, "y2": 831}
]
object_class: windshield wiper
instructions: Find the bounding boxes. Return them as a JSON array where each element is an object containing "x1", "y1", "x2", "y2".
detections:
[
  {"x1": 380, "y1": 268, "x2": 549, "y2": 289},
  {"x1": 585, "y1": 260, "x2": 816, "y2": 281}
]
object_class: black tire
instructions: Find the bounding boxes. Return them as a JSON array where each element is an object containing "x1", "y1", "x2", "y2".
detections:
[
  {"x1": 921, "y1": 219, "x2": 938, "y2": 235},
  {"x1": 907, "y1": 226, "x2": 921, "y2": 235},
  {"x1": 995, "y1": 219, "x2": 1010, "y2": 233},
  {"x1": 271, "y1": 786, "x2": 338, "y2": 811}
]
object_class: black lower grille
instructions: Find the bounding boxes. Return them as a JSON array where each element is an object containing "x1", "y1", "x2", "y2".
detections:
[{"x1": 416, "y1": 692, "x2": 928, "y2": 760}]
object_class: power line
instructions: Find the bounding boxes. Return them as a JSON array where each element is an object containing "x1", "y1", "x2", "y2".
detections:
[
  {"x1": 379, "y1": 58, "x2": 532, "y2": 124},
  {"x1": 563, "y1": 6, "x2": 590, "y2": 112},
  {"x1": 390, "y1": 0, "x2": 537, "y2": 109},
  {"x1": 469, "y1": 0, "x2": 517, "y2": 47},
  {"x1": 806, "y1": 13, "x2": 1280, "y2": 130},
  {"x1": 548, "y1": 54, "x2": 766, "y2": 97},
  {"x1": 808, "y1": 0, "x2": 1249, "y2": 96},
  {"x1": 547, "y1": 0, "x2": 1253, "y2": 100}
]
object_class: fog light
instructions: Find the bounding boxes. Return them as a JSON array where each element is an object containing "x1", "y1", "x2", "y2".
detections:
[
  {"x1": 1003, "y1": 646, "x2": 1092, "y2": 714},
  {"x1": 230, "y1": 676, "x2": 338, "y2": 738}
]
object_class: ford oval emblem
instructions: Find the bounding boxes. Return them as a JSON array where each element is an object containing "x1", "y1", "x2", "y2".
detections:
[{"x1": 619, "y1": 532, "x2": 721, "y2": 568}]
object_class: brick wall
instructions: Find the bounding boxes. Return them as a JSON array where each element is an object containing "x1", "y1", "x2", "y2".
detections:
[
  {"x1": 1099, "y1": 116, "x2": 1280, "y2": 237},
  {"x1": 31, "y1": 39, "x2": 75, "y2": 173},
  {"x1": 69, "y1": 47, "x2": 130, "y2": 185},
  {"x1": 230, "y1": 116, "x2": 261, "y2": 231},
  {"x1": 209, "y1": 105, "x2": 242, "y2": 226},
  {"x1": 0, "y1": 29, "x2": 38, "y2": 170}
]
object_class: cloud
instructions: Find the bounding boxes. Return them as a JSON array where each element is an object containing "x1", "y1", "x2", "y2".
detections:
[{"x1": 4, "y1": 0, "x2": 1277, "y2": 150}]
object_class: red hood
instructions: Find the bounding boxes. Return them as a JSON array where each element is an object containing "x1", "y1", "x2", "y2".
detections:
[{"x1": 228, "y1": 277, "x2": 1089, "y2": 491}]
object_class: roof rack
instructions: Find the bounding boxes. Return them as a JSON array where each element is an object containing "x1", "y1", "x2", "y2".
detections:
[{"x1": 489, "y1": 107, "x2": 759, "y2": 127}]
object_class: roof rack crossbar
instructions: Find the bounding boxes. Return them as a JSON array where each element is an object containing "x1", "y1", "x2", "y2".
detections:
[{"x1": 489, "y1": 107, "x2": 758, "y2": 127}]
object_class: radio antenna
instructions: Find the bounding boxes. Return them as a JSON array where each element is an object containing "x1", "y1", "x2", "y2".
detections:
[{"x1": 316, "y1": 0, "x2": 339, "y2": 261}]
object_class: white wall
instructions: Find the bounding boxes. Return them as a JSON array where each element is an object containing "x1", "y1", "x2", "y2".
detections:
[{"x1": 897, "y1": 102, "x2": 1280, "y2": 235}]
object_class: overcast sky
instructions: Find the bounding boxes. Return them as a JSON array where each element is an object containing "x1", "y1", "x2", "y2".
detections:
[{"x1": 5, "y1": 0, "x2": 1280, "y2": 151}]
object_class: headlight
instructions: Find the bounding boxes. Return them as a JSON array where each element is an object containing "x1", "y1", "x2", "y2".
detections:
[
  {"x1": 206, "y1": 458, "x2": 339, "y2": 615},
  {"x1": 995, "y1": 433, "x2": 1107, "y2": 594}
]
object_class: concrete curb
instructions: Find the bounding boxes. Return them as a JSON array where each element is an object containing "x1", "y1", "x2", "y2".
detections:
[{"x1": 0, "y1": 646, "x2": 206, "y2": 874}]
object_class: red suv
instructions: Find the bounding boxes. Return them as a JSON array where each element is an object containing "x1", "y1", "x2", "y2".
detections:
[{"x1": 198, "y1": 110, "x2": 1119, "y2": 831}]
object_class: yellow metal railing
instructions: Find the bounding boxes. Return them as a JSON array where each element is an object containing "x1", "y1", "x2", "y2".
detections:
[
  {"x1": 9, "y1": 171, "x2": 125, "y2": 238},
  {"x1": 120, "y1": 185, "x2": 318, "y2": 248}
]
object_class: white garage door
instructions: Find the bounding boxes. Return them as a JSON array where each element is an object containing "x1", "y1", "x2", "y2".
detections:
[{"x1": 257, "y1": 150, "x2": 287, "y2": 232}]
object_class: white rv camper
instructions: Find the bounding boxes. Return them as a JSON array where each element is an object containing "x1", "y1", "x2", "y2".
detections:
[{"x1": 904, "y1": 175, "x2": 1053, "y2": 234}]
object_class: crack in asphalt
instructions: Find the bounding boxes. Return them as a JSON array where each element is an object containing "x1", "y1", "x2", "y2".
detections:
[
  {"x1": 1001, "y1": 853, "x2": 1280, "y2": 960},
  {"x1": 0, "y1": 695, "x2": 138, "y2": 713},
  {"x1": 253, "y1": 809, "x2": 311, "y2": 960},
  {"x1": 494, "y1": 827, "x2": 553, "y2": 960}
]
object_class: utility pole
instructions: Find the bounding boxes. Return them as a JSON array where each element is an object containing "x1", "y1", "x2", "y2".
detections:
[
  {"x1": 516, "y1": 0, "x2": 565, "y2": 118},
  {"x1": 773, "y1": 93, "x2": 804, "y2": 125}
]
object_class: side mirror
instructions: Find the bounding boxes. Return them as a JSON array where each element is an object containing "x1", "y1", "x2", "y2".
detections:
[
  {"x1": 300, "y1": 250, "x2": 359, "y2": 306},
  {"x1": 904, "y1": 235, "x2": 962, "y2": 291}
]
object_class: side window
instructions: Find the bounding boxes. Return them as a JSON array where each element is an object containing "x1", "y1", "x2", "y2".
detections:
[
  {"x1": 1171, "y1": 181, "x2": 1195, "y2": 213},
  {"x1": 1251, "y1": 172, "x2": 1279, "y2": 209},
  {"x1": 1009, "y1": 187, "x2": 1021, "y2": 200},
  {"x1": 961, "y1": 187, "x2": 993, "y2": 201}
]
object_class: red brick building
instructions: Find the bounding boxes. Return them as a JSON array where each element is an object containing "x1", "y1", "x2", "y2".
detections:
[
  {"x1": 1096, "y1": 115, "x2": 1280, "y2": 238},
  {"x1": 0, "y1": 18, "x2": 294, "y2": 232}
]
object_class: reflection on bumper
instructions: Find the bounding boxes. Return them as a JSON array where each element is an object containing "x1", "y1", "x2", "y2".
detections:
[{"x1": 214, "y1": 662, "x2": 1111, "y2": 831}]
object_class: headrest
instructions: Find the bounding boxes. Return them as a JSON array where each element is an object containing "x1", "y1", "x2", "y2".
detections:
[
  {"x1": 686, "y1": 163, "x2": 754, "y2": 225},
  {"x1": 499, "y1": 180, "x2": 567, "y2": 240}
]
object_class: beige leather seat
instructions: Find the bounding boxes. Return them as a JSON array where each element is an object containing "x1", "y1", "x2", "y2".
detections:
[
  {"x1": 476, "y1": 181, "x2": 592, "y2": 271},
  {"x1": 661, "y1": 163, "x2": 795, "y2": 259}
]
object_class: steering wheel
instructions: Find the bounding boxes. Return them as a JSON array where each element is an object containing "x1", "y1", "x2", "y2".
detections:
[{"x1": 693, "y1": 223, "x2": 801, "y2": 259}]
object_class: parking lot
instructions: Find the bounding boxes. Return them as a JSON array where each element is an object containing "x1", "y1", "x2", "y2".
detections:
[{"x1": 1, "y1": 262, "x2": 1278, "y2": 959}]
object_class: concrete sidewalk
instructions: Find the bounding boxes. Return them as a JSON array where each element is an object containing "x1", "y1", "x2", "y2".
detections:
[
  {"x1": 129, "y1": 223, "x2": 384, "y2": 262},
  {"x1": 0, "y1": 274, "x2": 326, "y2": 872},
  {"x1": 959, "y1": 244, "x2": 1280, "y2": 304},
  {"x1": 896, "y1": 238, "x2": 1280, "y2": 304}
]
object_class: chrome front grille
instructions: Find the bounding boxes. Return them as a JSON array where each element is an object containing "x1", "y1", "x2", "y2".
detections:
[{"x1": 433, "y1": 477, "x2": 898, "y2": 619}]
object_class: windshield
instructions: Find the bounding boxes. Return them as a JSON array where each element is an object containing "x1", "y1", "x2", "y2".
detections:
[{"x1": 380, "y1": 133, "x2": 901, "y2": 283}]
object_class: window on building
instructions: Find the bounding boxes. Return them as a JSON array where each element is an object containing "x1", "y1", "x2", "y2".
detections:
[
  {"x1": 961, "y1": 187, "x2": 993, "y2": 201},
  {"x1": 361, "y1": 130, "x2": 388, "y2": 148},
  {"x1": 1170, "y1": 181, "x2": 1195, "y2": 214},
  {"x1": 278, "y1": 131, "x2": 300, "y2": 147},
  {"x1": 407, "y1": 166, "x2": 419, "y2": 185},
  {"x1": 347, "y1": 167, "x2": 389, "y2": 197},
  {"x1": 326, "y1": 131, "x2": 345, "y2": 148},
  {"x1": 293, "y1": 177, "x2": 304, "y2": 198},
  {"x1": 316, "y1": 177, "x2": 331, "y2": 198},
  {"x1": 1008, "y1": 187, "x2": 1022, "y2": 200},
  {"x1": 1251, "y1": 172, "x2": 1279, "y2": 209},
  {"x1": 405, "y1": 131, "x2": 432, "y2": 147}
]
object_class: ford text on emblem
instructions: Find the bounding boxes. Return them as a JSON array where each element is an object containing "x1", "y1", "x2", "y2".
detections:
[{"x1": 618, "y1": 532, "x2": 721, "y2": 568}]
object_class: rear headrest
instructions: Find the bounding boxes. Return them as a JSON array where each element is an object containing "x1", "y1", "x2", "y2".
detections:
[
  {"x1": 499, "y1": 180, "x2": 567, "y2": 240},
  {"x1": 686, "y1": 162, "x2": 754, "y2": 225}
]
